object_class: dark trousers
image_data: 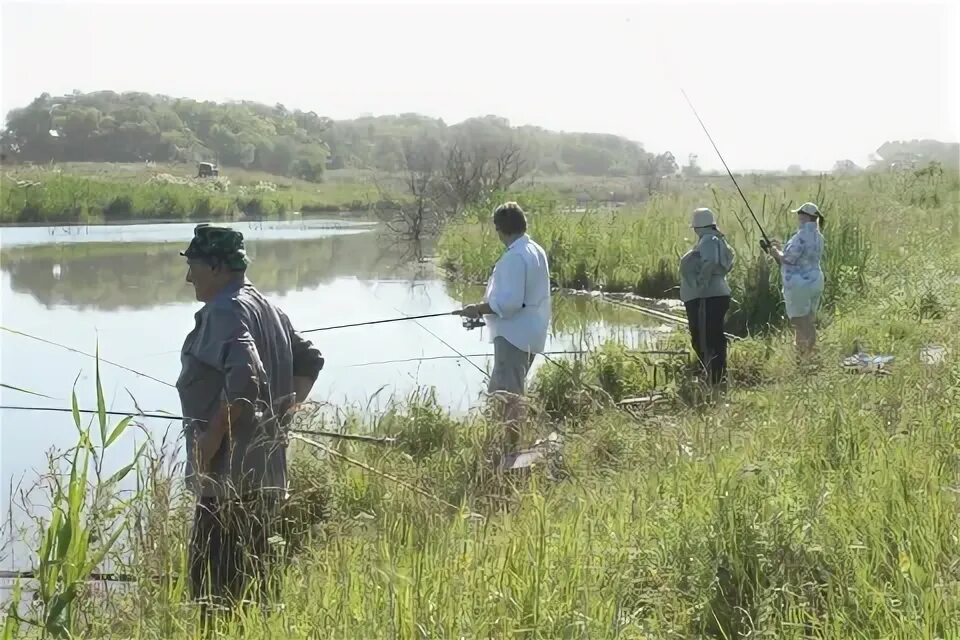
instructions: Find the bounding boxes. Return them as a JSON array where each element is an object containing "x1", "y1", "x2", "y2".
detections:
[
  {"x1": 684, "y1": 296, "x2": 730, "y2": 386},
  {"x1": 189, "y1": 493, "x2": 282, "y2": 613}
]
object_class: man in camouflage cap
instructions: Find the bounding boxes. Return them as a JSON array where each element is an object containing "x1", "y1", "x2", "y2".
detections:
[
  {"x1": 180, "y1": 223, "x2": 251, "y2": 275},
  {"x1": 177, "y1": 223, "x2": 325, "y2": 619}
]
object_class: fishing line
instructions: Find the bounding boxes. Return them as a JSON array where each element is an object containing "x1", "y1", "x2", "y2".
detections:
[
  {"x1": 0, "y1": 325, "x2": 175, "y2": 388},
  {"x1": 390, "y1": 305, "x2": 490, "y2": 378},
  {"x1": 679, "y1": 88, "x2": 772, "y2": 246},
  {"x1": 0, "y1": 404, "x2": 396, "y2": 445},
  {"x1": 0, "y1": 382, "x2": 58, "y2": 400}
]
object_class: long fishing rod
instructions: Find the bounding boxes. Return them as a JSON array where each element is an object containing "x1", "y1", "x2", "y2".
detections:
[
  {"x1": 0, "y1": 405, "x2": 396, "y2": 445},
  {"x1": 680, "y1": 88, "x2": 772, "y2": 246},
  {"x1": 302, "y1": 311, "x2": 457, "y2": 334},
  {"x1": 2, "y1": 311, "x2": 471, "y2": 390},
  {"x1": 600, "y1": 296, "x2": 687, "y2": 326}
]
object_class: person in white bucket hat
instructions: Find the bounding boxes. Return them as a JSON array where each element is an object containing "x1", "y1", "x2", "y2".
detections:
[
  {"x1": 679, "y1": 207, "x2": 735, "y2": 388},
  {"x1": 761, "y1": 201, "x2": 826, "y2": 358}
]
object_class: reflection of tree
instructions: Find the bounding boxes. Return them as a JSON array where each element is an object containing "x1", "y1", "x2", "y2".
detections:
[{"x1": 1, "y1": 231, "x2": 426, "y2": 310}]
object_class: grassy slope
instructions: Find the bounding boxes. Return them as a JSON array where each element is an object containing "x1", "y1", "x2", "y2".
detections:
[
  {"x1": 0, "y1": 161, "x2": 806, "y2": 226},
  {"x1": 260, "y1": 193, "x2": 960, "y2": 639},
  {"x1": 0, "y1": 163, "x2": 400, "y2": 224},
  {"x1": 9, "y1": 171, "x2": 960, "y2": 639}
]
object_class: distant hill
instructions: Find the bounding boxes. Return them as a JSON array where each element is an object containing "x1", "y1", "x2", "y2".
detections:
[{"x1": 0, "y1": 91, "x2": 673, "y2": 183}]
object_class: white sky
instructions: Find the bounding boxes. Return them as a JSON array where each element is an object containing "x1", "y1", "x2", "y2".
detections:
[{"x1": 1, "y1": 0, "x2": 958, "y2": 171}]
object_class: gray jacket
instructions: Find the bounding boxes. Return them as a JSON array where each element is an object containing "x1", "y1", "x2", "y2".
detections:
[
  {"x1": 678, "y1": 229, "x2": 735, "y2": 302},
  {"x1": 177, "y1": 278, "x2": 324, "y2": 498}
]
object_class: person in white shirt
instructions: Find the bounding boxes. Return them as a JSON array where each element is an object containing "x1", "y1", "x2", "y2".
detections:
[{"x1": 456, "y1": 202, "x2": 551, "y2": 437}]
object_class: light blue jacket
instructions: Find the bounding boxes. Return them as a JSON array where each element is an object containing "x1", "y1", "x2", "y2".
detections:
[{"x1": 678, "y1": 229, "x2": 735, "y2": 302}]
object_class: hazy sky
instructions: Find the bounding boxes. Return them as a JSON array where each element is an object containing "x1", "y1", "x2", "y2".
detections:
[{"x1": 2, "y1": 0, "x2": 958, "y2": 170}]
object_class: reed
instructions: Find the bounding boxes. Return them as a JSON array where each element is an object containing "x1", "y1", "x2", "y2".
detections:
[{"x1": 438, "y1": 170, "x2": 956, "y2": 335}]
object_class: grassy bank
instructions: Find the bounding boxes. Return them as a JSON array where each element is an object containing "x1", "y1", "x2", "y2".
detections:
[
  {"x1": 8, "y1": 244, "x2": 959, "y2": 638},
  {"x1": 0, "y1": 163, "x2": 402, "y2": 224},
  {"x1": 4, "y1": 167, "x2": 960, "y2": 638},
  {"x1": 439, "y1": 169, "x2": 958, "y2": 335}
]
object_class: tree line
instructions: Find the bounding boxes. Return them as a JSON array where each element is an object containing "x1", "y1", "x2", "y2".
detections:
[{"x1": 1, "y1": 91, "x2": 680, "y2": 185}]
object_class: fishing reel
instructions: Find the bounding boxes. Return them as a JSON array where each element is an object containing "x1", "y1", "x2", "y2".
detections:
[{"x1": 461, "y1": 316, "x2": 486, "y2": 331}]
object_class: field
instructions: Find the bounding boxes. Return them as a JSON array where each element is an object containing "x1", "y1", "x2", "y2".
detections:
[
  {"x1": 0, "y1": 163, "x2": 402, "y2": 224},
  {"x1": 3, "y1": 168, "x2": 960, "y2": 638}
]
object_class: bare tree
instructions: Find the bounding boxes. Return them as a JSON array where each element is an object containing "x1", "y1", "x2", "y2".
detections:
[
  {"x1": 371, "y1": 137, "x2": 445, "y2": 249},
  {"x1": 441, "y1": 140, "x2": 527, "y2": 214},
  {"x1": 369, "y1": 135, "x2": 528, "y2": 250}
]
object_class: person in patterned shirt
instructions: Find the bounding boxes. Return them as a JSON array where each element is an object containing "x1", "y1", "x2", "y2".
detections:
[{"x1": 761, "y1": 202, "x2": 826, "y2": 358}]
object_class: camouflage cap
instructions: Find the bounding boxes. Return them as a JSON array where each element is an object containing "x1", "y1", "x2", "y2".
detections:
[{"x1": 180, "y1": 223, "x2": 250, "y2": 270}]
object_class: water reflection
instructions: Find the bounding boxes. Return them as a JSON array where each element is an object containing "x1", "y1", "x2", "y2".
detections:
[
  {"x1": 1, "y1": 231, "x2": 432, "y2": 310},
  {"x1": 1, "y1": 220, "x2": 678, "y2": 583}
]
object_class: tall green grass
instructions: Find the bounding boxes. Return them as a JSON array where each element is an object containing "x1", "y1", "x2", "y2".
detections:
[
  {"x1": 18, "y1": 291, "x2": 957, "y2": 638},
  {"x1": 3, "y1": 354, "x2": 146, "y2": 639},
  {"x1": 3, "y1": 166, "x2": 959, "y2": 638},
  {"x1": 439, "y1": 171, "x2": 955, "y2": 335}
]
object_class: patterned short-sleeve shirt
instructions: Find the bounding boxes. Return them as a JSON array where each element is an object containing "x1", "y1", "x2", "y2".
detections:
[{"x1": 781, "y1": 221, "x2": 824, "y2": 289}]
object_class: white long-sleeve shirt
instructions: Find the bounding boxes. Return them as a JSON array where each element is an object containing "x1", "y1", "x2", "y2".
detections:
[{"x1": 483, "y1": 234, "x2": 551, "y2": 354}]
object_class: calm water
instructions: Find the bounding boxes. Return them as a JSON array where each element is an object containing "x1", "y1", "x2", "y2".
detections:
[{"x1": 0, "y1": 217, "x2": 667, "y2": 575}]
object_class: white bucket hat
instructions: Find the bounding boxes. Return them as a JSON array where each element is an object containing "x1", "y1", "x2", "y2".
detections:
[
  {"x1": 792, "y1": 202, "x2": 822, "y2": 218},
  {"x1": 690, "y1": 207, "x2": 716, "y2": 228}
]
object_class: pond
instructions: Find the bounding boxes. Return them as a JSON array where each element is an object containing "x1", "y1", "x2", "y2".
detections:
[{"x1": 0, "y1": 216, "x2": 669, "y2": 577}]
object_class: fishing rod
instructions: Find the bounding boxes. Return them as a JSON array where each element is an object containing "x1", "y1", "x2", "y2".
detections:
[
  {"x1": 0, "y1": 405, "x2": 397, "y2": 445},
  {"x1": 602, "y1": 296, "x2": 741, "y2": 342},
  {"x1": 292, "y1": 433, "x2": 483, "y2": 519},
  {"x1": 302, "y1": 311, "x2": 457, "y2": 334},
  {"x1": 0, "y1": 569, "x2": 148, "y2": 583},
  {"x1": 680, "y1": 88, "x2": 772, "y2": 246},
  {"x1": 3, "y1": 313, "x2": 468, "y2": 386}
]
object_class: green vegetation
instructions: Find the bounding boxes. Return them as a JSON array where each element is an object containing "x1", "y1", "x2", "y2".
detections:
[
  {"x1": 0, "y1": 163, "x2": 393, "y2": 224},
  {"x1": 439, "y1": 168, "x2": 957, "y2": 335},
  {"x1": 1, "y1": 356, "x2": 144, "y2": 639},
  {"x1": 3, "y1": 165, "x2": 958, "y2": 638},
  {"x1": 3, "y1": 91, "x2": 956, "y2": 227},
  {"x1": 1, "y1": 91, "x2": 680, "y2": 183}
]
